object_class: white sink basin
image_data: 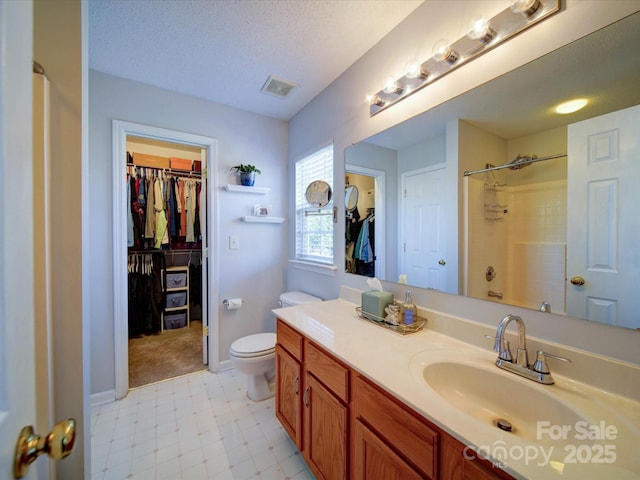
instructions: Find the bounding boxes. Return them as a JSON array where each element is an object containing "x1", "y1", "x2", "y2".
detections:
[{"x1": 420, "y1": 361, "x2": 589, "y2": 445}]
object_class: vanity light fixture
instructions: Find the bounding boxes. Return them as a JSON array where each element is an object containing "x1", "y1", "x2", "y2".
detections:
[
  {"x1": 554, "y1": 98, "x2": 588, "y2": 114},
  {"x1": 369, "y1": 0, "x2": 560, "y2": 116}
]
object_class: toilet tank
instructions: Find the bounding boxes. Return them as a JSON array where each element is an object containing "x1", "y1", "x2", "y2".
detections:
[{"x1": 279, "y1": 291, "x2": 322, "y2": 308}]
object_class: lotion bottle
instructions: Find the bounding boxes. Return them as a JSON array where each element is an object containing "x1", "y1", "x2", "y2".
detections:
[{"x1": 403, "y1": 290, "x2": 416, "y2": 325}]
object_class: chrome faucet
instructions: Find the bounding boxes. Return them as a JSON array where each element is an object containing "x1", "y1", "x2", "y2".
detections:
[{"x1": 491, "y1": 313, "x2": 570, "y2": 385}]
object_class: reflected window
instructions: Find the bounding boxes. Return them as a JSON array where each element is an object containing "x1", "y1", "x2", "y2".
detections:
[{"x1": 295, "y1": 144, "x2": 334, "y2": 264}]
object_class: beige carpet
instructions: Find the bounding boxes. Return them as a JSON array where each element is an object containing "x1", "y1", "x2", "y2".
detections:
[{"x1": 128, "y1": 320, "x2": 205, "y2": 388}]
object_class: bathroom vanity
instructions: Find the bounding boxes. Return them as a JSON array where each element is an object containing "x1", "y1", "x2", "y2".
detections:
[{"x1": 273, "y1": 297, "x2": 640, "y2": 480}]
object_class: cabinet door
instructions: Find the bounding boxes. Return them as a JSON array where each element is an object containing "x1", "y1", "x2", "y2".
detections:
[
  {"x1": 303, "y1": 373, "x2": 348, "y2": 480},
  {"x1": 275, "y1": 345, "x2": 302, "y2": 448},
  {"x1": 354, "y1": 420, "x2": 424, "y2": 480},
  {"x1": 440, "y1": 433, "x2": 513, "y2": 480}
]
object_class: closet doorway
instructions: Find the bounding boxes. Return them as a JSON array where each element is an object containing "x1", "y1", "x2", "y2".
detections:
[{"x1": 113, "y1": 121, "x2": 219, "y2": 399}]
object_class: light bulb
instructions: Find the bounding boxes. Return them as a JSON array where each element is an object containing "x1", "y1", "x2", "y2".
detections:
[
  {"x1": 404, "y1": 60, "x2": 428, "y2": 80},
  {"x1": 382, "y1": 76, "x2": 403, "y2": 95},
  {"x1": 368, "y1": 94, "x2": 385, "y2": 107},
  {"x1": 432, "y1": 39, "x2": 458, "y2": 65},
  {"x1": 510, "y1": 0, "x2": 541, "y2": 17},
  {"x1": 467, "y1": 17, "x2": 496, "y2": 44}
]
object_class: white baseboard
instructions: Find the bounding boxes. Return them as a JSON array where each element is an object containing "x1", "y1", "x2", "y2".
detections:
[
  {"x1": 216, "y1": 359, "x2": 233, "y2": 372},
  {"x1": 91, "y1": 389, "x2": 116, "y2": 408}
]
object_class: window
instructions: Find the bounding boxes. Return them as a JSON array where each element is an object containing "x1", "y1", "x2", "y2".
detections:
[{"x1": 295, "y1": 144, "x2": 334, "y2": 264}]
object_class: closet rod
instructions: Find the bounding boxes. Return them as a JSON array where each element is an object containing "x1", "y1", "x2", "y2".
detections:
[
  {"x1": 126, "y1": 163, "x2": 202, "y2": 178},
  {"x1": 463, "y1": 153, "x2": 567, "y2": 177}
]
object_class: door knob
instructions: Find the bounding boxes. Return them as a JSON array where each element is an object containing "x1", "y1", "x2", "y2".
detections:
[
  {"x1": 570, "y1": 276, "x2": 585, "y2": 286},
  {"x1": 14, "y1": 418, "x2": 77, "y2": 478},
  {"x1": 438, "y1": 259, "x2": 446, "y2": 266}
]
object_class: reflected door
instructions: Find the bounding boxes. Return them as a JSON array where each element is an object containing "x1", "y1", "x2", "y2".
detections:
[
  {"x1": 401, "y1": 166, "x2": 447, "y2": 290},
  {"x1": 567, "y1": 104, "x2": 640, "y2": 327}
]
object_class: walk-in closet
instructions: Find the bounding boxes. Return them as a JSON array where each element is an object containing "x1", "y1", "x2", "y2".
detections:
[{"x1": 126, "y1": 136, "x2": 208, "y2": 387}]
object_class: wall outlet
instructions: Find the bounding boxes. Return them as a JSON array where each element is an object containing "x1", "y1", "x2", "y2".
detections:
[{"x1": 229, "y1": 235, "x2": 240, "y2": 250}]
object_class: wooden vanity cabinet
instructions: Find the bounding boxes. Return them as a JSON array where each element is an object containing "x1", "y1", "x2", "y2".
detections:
[
  {"x1": 276, "y1": 319, "x2": 350, "y2": 480},
  {"x1": 275, "y1": 320, "x2": 303, "y2": 448},
  {"x1": 276, "y1": 318, "x2": 513, "y2": 480}
]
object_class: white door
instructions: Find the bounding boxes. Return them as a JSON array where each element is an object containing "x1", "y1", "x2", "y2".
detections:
[
  {"x1": 401, "y1": 166, "x2": 447, "y2": 290},
  {"x1": 0, "y1": 1, "x2": 44, "y2": 478},
  {"x1": 567, "y1": 104, "x2": 640, "y2": 328}
]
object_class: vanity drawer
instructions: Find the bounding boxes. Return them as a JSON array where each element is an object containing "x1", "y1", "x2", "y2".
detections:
[
  {"x1": 305, "y1": 341, "x2": 350, "y2": 403},
  {"x1": 277, "y1": 318, "x2": 303, "y2": 361},
  {"x1": 354, "y1": 374, "x2": 438, "y2": 479}
]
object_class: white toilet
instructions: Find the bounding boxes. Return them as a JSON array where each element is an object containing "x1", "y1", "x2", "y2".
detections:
[{"x1": 229, "y1": 291, "x2": 322, "y2": 401}]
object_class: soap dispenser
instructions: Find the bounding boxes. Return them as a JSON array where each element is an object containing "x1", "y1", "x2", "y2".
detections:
[{"x1": 403, "y1": 290, "x2": 417, "y2": 325}]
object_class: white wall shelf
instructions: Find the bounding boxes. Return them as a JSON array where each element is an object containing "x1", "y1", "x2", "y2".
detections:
[
  {"x1": 224, "y1": 184, "x2": 270, "y2": 194},
  {"x1": 241, "y1": 216, "x2": 285, "y2": 224}
]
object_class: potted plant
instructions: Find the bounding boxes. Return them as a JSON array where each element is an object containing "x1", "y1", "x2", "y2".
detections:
[{"x1": 230, "y1": 164, "x2": 261, "y2": 186}]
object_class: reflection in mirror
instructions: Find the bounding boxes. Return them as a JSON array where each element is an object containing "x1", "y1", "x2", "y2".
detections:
[
  {"x1": 345, "y1": 166, "x2": 386, "y2": 280},
  {"x1": 305, "y1": 180, "x2": 332, "y2": 208},
  {"x1": 345, "y1": 185, "x2": 359, "y2": 212},
  {"x1": 344, "y1": 12, "x2": 640, "y2": 329}
]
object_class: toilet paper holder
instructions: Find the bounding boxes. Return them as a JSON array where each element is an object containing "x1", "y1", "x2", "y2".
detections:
[{"x1": 223, "y1": 298, "x2": 244, "y2": 309}]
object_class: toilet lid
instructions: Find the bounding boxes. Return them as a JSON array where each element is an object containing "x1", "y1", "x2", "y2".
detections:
[{"x1": 230, "y1": 333, "x2": 276, "y2": 358}]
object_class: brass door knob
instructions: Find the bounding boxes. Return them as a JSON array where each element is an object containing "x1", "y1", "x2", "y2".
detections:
[
  {"x1": 570, "y1": 276, "x2": 586, "y2": 286},
  {"x1": 438, "y1": 259, "x2": 446, "y2": 266},
  {"x1": 14, "y1": 418, "x2": 77, "y2": 478}
]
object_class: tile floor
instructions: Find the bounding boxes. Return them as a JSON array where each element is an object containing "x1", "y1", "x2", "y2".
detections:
[{"x1": 91, "y1": 369, "x2": 314, "y2": 479}]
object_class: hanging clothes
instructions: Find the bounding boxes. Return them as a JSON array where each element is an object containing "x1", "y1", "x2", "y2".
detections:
[
  {"x1": 154, "y1": 176, "x2": 169, "y2": 248},
  {"x1": 127, "y1": 252, "x2": 165, "y2": 337},
  {"x1": 144, "y1": 171, "x2": 155, "y2": 239}
]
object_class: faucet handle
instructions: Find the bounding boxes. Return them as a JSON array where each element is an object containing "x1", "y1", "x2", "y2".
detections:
[
  {"x1": 485, "y1": 334, "x2": 512, "y2": 362},
  {"x1": 532, "y1": 350, "x2": 571, "y2": 374}
]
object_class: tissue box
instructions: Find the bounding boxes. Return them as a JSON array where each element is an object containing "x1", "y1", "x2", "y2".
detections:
[{"x1": 361, "y1": 291, "x2": 394, "y2": 320}]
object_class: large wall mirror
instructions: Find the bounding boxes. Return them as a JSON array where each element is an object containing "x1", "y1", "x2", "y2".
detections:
[{"x1": 345, "y1": 12, "x2": 640, "y2": 330}]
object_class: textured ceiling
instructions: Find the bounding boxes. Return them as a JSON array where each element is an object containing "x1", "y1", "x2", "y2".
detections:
[{"x1": 89, "y1": 0, "x2": 424, "y2": 120}]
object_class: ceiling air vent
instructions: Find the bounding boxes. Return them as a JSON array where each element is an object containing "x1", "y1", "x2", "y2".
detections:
[{"x1": 261, "y1": 75, "x2": 298, "y2": 98}]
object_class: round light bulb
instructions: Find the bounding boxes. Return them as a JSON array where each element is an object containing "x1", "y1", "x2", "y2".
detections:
[
  {"x1": 382, "y1": 76, "x2": 402, "y2": 94},
  {"x1": 432, "y1": 39, "x2": 458, "y2": 64},
  {"x1": 510, "y1": 0, "x2": 541, "y2": 16},
  {"x1": 554, "y1": 98, "x2": 588, "y2": 114},
  {"x1": 467, "y1": 17, "x2": 496, "y2": 43},
  {"x1": 404, "y1": 61, "x2": 420, "y2": 79}
]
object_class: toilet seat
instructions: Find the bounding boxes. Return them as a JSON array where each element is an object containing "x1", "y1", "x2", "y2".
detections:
[{"x1": 230, "y1": 333, "x2": 276, "y2": 358}]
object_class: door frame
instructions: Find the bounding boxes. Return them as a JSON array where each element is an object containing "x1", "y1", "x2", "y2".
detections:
[{"x1": 112, "y1": 120, "x2": 219, "y2": 399}]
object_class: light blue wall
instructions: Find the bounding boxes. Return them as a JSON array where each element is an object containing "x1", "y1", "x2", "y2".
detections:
[
  {"x1": 89, "y1": 71, "x2": 288, "y2": 395},
  {"x1": 286, "y1": 1, "x2": 640, "y2": 364}
]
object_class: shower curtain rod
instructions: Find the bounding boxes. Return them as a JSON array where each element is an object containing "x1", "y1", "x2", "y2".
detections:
[{"x1": 463, "y1": 153, "x2": 567, "y2": 177}]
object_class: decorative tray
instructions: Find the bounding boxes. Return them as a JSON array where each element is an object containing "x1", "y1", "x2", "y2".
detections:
[{"x1": 355, "y1": 307, "x2": 426, "y2": 335}]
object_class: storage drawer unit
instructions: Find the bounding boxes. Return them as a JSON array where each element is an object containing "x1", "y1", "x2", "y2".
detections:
[
  {"x1": 164, "y1": 312, "x2": 187, "y2": 330},
  {"x1": 166, "y1": 291, "x2": 187, "y2": 308},
  {"x1": 166, "y1": 271, "x2": 187, "y2": 288},
  {"x1": 162, "y1": 266, "x2": 190, "y2": 331}
]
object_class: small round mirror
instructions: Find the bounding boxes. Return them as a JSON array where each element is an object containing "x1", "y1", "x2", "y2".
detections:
[
  {"x1": 345, "y1": 185, "x2": 359, "y2": 211},
  {"x1": 305, "y1": 180, "x2": 332, "y2": 208}
]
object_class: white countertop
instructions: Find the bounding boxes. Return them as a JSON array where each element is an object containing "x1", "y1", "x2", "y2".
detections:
[{"x1": 273, "y1": 298, "x2": 640, "y2": 480}]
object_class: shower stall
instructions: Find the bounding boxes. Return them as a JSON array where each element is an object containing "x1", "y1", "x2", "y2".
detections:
[{"x1": 464, "y1": 151, "x2": 568, "y2": 314}]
